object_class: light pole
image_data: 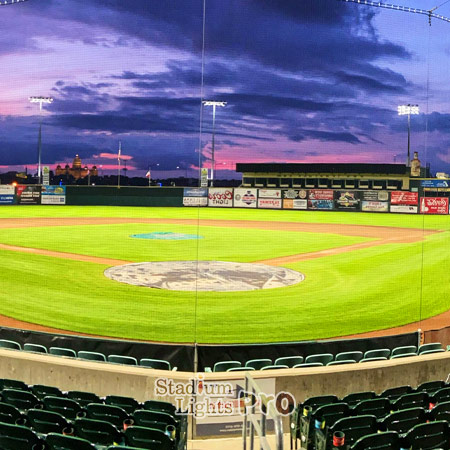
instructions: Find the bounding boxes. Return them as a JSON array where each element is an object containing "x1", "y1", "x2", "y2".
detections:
[
  {"x1": 29, "y1": 96, "x2": 53, "y2": 184},
  {"x1": 398, "y1": 104, "x2": 419, "y2": 167},
  {"x1": 117, "y1": 141, "x2": 121, "y2": 188},
  {"x1": 202, "y1": 100, "x2": 226, "y2": 187}
]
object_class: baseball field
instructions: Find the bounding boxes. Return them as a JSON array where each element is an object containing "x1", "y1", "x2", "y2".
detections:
[{"x1": 0, "y1": 205, "x2": 449, "y2": 344}]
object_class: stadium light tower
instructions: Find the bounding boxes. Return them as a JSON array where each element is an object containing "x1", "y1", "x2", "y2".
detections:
[
  {"x1": 29, "y1": 96, "x2": 53, "y2": 184},
  {"x1": 202, "y1": 100, "x2": 226, "y2": 187},
  {"x1": 397, "y1": 104, "x2": 419, "y2": 167}
]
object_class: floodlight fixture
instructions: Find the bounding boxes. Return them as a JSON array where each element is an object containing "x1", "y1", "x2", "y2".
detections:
[{"x1": 397, "y1": 104, "x2": 419, "y2": 167}]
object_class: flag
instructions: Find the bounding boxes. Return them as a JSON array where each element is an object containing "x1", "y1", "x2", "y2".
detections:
[
  {"x1": 118, "y1": 141, "x2": 122, "y2": 161},
  {"x1": 145, "y1": 170, "x2": 151, "y2": 178}
]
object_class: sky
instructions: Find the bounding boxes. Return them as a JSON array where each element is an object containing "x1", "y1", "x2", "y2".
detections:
[{"x1": 1, "y1": 0, "x2": 450, "y2": 178}]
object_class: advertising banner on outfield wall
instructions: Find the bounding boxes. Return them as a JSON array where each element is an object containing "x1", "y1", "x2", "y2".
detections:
[
  {"x1": 183, "y1": 197, "x2": 208, "y2": 206},
  {"x1": 16, "y1": 185, "x2": 41, "y2": 205},
  {"x1": 183, "y1": 188, "x2": 208, "y2": 197},
  {"x1": 283, "y1": 199, "x2": 307, "y2": 209},
  {"x1": 233, "y1": 188, "x2": 257, "y2": 208},
  {"x1": 283, "y1": 188, "x2": 308, "y2": 200},
  {"x1": 390, "y1": 205, "x2": 418, "y2": 214},
  {"x1": 41, "y1": 186, "x2": 66, "y2": 205},
  {"x1": 308, "y1": 189, "x2": 334, "y2": 200},
  {"x1": 391, "y1": 191, "x2": 418, "y2": 205},
  {"x1": 258, "y1": 189, "x2": 281, "y2": 199},
  {"x1": 361, "y1": 191, "x2": 389, "y2": 202},
  {"x1": 420, "y1": 197, "x2": 449, "y2": 214},
  {"x1": 208, "y1": 188, "x2": 233, "y2": 207},
  {"x1": 308, "y1": 199, "x2": 334, "y2": 210},
  {"x1": 0, "y1": 185, "x2": 15, "y2": 204},
  {"x1": 361, "y1": 201, "x2": 389, "y2": 212},
  {"x1": 258, "y1": 198, "x2": 282, "y2": 209},
  {"x1": 335, "y1": 190, "x2": 360, "y2": 210}
]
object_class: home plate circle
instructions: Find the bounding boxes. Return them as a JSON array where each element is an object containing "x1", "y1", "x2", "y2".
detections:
[{"x1": 104, "y1": 261, "x2": 305, "y2": 292}]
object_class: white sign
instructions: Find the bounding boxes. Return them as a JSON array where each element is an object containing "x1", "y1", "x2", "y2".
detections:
[
  {"x1": 201, "y1": 168, "x2": 208, "y2": 188},
  {"x1": 258, "y1": 198, "x2": 282, "y2": 209},
  {"x1": 283, "y1": 199, "x2": 307, "y2": 210},
  {"x1": 42, "y1": 166, "x2": 50, "y2": 186},
  {"x1": 390, "y1": 205, "x2": 418, "y2": 214},
  {"x1": 0, "y1": 186, "x2": 14, "y2": 195},
  {"x1": 208, "y1": 188, "x2": 233, "y2": 207},
  {"x1": 183, "y1": 197, "x2": 208, "y2": 207},
  {"x1": 258, "y1": 189, "x2": 281, "y2": 199},
  {"x1": 233, "y1": 188, "x2": 257, "y2": 208}
]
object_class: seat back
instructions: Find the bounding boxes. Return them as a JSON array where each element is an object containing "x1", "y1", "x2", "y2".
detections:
[
  {"x1": 66, "y1": 391, "x2": 101, "y2": 408},
  {"x1": 381, "y1": 385, "x2": 412, "y2": 401},
  {"x1": 391, "y1": 346, "x2": 417, "y2": 357},
  {"x1": 1, "y1": 389, "x2": 41, "y2": 411},
  {"x1": 213, "y1": 361, "x2": 242, "y2": 372},
  {"x1": 363, "y1": 349, "x2": 391, "y2": 359},
  {"x1": 86, "y1": 403, "x2": 128, "y2": 428},
  {"x1": 0, "y1": 379, "x2": 29, "y2": 392},
  {"x1": 77, "y1": 351, "x2": 106, "y2": 362},
  {"x1": 274, "y1": 356, "x2": 304, "y2": 367},
  {"x1": 0, "y1": 402, "x2": 22, "y2": 424},
  {"x1": 134, "y1": 409, "x2": 177, "y2": 429},
  {"x1": 42, "y1": 396, "x2": 83, "y2": 420},
  {"x1": 335, "y1": 351, "x2": 363, "y2": 362},
  {"x1": 342, "y1": 391, "x2": 376, "y2": 407},
  {"x1": 419, "y1": 343, "x2": 443, "y2": 354},
  {"x1": 394, "y1": 391, "x2": 429, "y2": 410},
  {"x1": 434, "y1": 387, "x2": 450, "y2": 405},
  {"x1": 143, "y1": 400, "x2": 177, "y2": 416},
  {"x1": 330, "y1": 415, "x2": 378, "y2": 447},
  {"x1": 353, "y1": 398, "x2": 391, "y2": 419},
  {"x1": 49, "y1": 347, "x2": 77, "y2": 358},
  {"x1": 430, "y1": 400, "x2": 450, "y2": 421},
  {"x1": 23, "y1": 343, "x2": 47, "y2": 354},
  {"x1": 0, "y1": 340, "x2": 21, "y2": 351},
  {"x1": 46, "y1": 432, "x2": 97, "y2": 450},
  {"x1": 314, "y1": 402, "x2": 350, "y2": 428},
  {"x1": 74, "y1": 417, "x2": 123, "y2": 446},
  {"x1": 125, "y1": 426, "x2": 174, "y2": 450},
  {"x1": 0, "y1": 421, "x2": 44, "y2": 450},
  {"x1": 31, "y1": 385, "x2": 64, "y2": 400},
  {"x1": 245, "y1": 359, "x2": 272, "y2": 370},
  {"x1": 27, "y1": 408, "x2": 69, "y2": 434},
  {"x1": 107, "y1": 355, "x2": 138, "y2": 365},
  {"x1": 417, "y1": 380, "x2": 445, "y2": 394},
  {"x1": 381, "y1": 407, "x2": 425, "y2": 434},
  {"x1": 350, "y1": 431, "x2": 399, "y2": 450},
  {"x1": 140, "y1": 358, "x2": 171, "y2": 370},
  {"x1": 305, "y1": 353, "x2": 334, "y2": 365},
  {"x1": 405, "y1": 420, "x2": 450, "y2": 450},
  {"x1": 104, "y1": 395, "x2": 140, "y2": 415}
]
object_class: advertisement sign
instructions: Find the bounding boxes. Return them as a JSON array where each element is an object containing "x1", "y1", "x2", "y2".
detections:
[
  {"x1": 421, "y1": 180, "x2": 450, "y2": 188},
  {"x1": 0, "y1": 185, "x2": 15, "y2": 205},
  {"x1": 361, "y1": 201, "x2": 389, "y2": 213},
  {"x1": 390, "y1": 205, "x2": 418, "y2": 214},
  {"x1": 183, "y1": 188, "x2": 208, "y2": 197},
  {"x1": 391, "y1": 191, "x2": 418, "y2": 205},
  {"x1": 233, "y1": 188, "x2": 257, "y2": 208},
  {"x1": 258, "y1": 198, "x2": 282, "y2": 209},
  {"x1": 183, "y1": 197, "x2": 208, "y2": 207},
  {"x1": 420, "y1": 197, "x2": 449, "y2": 215},
  {"x1": 208, "y1": 188, "x2": 233, "y2": 207},
  {"x1": 282, "y1": 189, "x2": 308, "y2": 200},
  {"x1": 201, "y1": 168, "x2": 208, "y2": 188},
  {"x1": 308, "y1": 189, "x2": 333, "y2": 200},
  {"x1": 335, "y1": 191, "x2": 360, "y2": 210},
  {"x1": 308, "y1": 199, "x2": 334, "y2": 210},
  {"x1": 258, "y1": 189, "x2": 281, "y2": 199},
  {"x1": 16, "y1": 185, "x2": 41, "y2": 205},
  {"x1": 42, "y1": 166, "x2": 50, "y2": 186},
  {"x1": 41, "y1": 186, "x2": 66, "y2": 205},
  {"x1": 361, "y1": 191, "x2": 389, "y2": 202},
  {"x1": 283, "y1": 199, "x2": 307, "y2": 210}
]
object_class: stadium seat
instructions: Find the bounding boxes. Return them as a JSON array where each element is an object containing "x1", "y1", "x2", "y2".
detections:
[
  {"x1": 143, "y1": 400, "x2": 177, "y2": 416},
  {"x1": 420, "y1": 349, "x2": 446, "y2": 356},
  {"x1": 274, "y1": 356, "x2": 304, "y2": 367},
  {"x1": 391, "y1": 345, "x2": 417, "y2": 357},
  {"x1": 104, "y1": 395, "x2": 140, "y2": 415},
  {"x1": 363, "y1": 348, "x2": 391, "y2": 359},
  {"x1": 77, "y1": 351, "x2": 106, "y2": 362},
  {"x1": 49, "y1": 347, "x2": 77, "y2": 358},
  {"x1": 430, "y1": 401, "x2": 450, "y2": 421},
  {"x1": 140, "y1": 358, "x2": 171, "y2": 371},
  {"x1": 305, "y1": 353, "x2": 334, "y2": 365},
  {"x1": 66, "y1": 390, "x2": 102, "y2": 408},
  {"x1": 1, "y1": 389, "x2": 41, "y2": 411},
  {"x1": 417, "y1": 380, "x2": 445, "y2": 394},
  {"x1": 227, "y1": 366, "x2": 255, "y2": 372},
  {"x1": 327, "y1": 360, "x2": 356, "y2": 366},
  {"x1": 0, "y1": 401, "x2": 23, "y2": 424},
  {"x1": 23, "y1": 343, "x2": 47, "y2": 354},
  {"x1": 42, "y1": 396, "x2": 84, "y2": 420},
  {"x1": 359, "y1": 356, "x2": 388, "y2": 363},
  {"x1": 245, "y1": 358, "x2": 272, "y2": 370},
  {"x1": 46, "y1": 432, "x2": 97, "y2": 450},
  {"x1": 393, "y1": 391, "x2": 429, "y2": 410},
  {"x1": 133, "y1": 409, "x2": 179, "y2": 434},
  {"x1": 404, "y1": 420, "x2": 450, "y2": 450},
  {"x1": 0, "y1": 379, "x2": 29, "y2": 392},
  {"x1": 261, "y1": 364, "x2": 289, "y2": 370},
  {"x1": 26, "y1": 408, "x2": 69, "y2": 434},
  {"x1": 213, "y1": 361, "x2": 241, "y2": 372},
  {"x1": 342, "y1": 391, "x2": 376, "y2": 407},
  {"x1": 418, "y1": 343, "x2": 443, "y2": 354},
  {"x1": 31, "y1": 384, "x2": 64, "y2": 400},
  {"x1": 293, "y1": 362, "x2": 323, "y2": 368},
  {"x1": 74, "y1": 417, "x2": 124, "y2": 447},
  {"x1": 381, "y1": 385, "x2": 412, "y2": 401},
  {"x1": 353, "y1": 397, "x2": 391, "y2": 419},
  {"x1": 124, "y1": 425, "x2": 175, "y2": 450},
  {"x1": 107, "y1": 355, "x2": 138, "y2": 365},
  {"x1": 0, "y1": 421, "x2": 45, "y2": 450},
  {"x1": 335, "y1": 351, "x2": 363, "y2": 362},
  {"x1": 86, "y1": 403, "x2": 129, "y2": 428},
  {"x1": 0, "y1": 339, "x2": 21, "y2": 351},
  {"x1": 391, "y1": 353, "x2": 416, "y2": 359},
  {"x1": 434, "y1": 388, "x2": 450, "y2": 405},
  {"x1": 313, "y1": 402, "x2": 350, "y2": 430},
  {"x1": 350, "y1": 431, "x2": 400, "y2": 450},
  {"x1": 380, "y1": 407, "x2": 426, "y2": 434}
]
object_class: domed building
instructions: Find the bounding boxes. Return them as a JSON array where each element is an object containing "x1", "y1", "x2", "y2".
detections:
[{"x1": 55, "y1": 155, "x2": 98, "y2": 180}]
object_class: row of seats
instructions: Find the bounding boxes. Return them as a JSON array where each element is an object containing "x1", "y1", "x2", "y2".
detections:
[
  {"x1": 208, "y1": 342, "x2": 445, "y2": 372},
  {"x1": 0, "y1": 378, "x2": 187, "y2": 450},
  {"x1": 0, "y1": 339, "x2": 175, "y2": 371},
  {"x1": 291, "y1": 379, "x2": 450, "y2": 450}
]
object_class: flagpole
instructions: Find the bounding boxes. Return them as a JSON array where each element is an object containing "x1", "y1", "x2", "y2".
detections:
[
  {"x1": 117, "y1": 141, "x2": 121, "y2": 189},
  {"x1": 148, "y1": 165, "x2": 151, "y2": 187}
]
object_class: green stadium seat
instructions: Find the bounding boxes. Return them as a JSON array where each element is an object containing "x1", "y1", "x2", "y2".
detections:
[
  {"x1": 26, "y1": 408, "x2": 69, "y2": 434},
  {"x1": 86, "y1": 403, "x2": 129, "y2": 428},
  {"x1": 74, "y1": 417, "x2": 124, "y2": 447},
  {"x1": 391, "y1": 345, "x2": 417, "y2": 357},
  {"x1": 140, "y1": 358, "x2": 171, "y2": 371},
  {"x1": 363, "y1": 349, "x2": 391, "y2": 359},
  {"x1": 350, "y1": 431, "x2": 400, "y2": 450},
  {"x1": 342, "y1": 391, "x2": 376, "y2": 407},
  {"x1": 293, "y1": 362, "x2": 323, "y2": 368},
  {"x1": 417, "y1": 380, "x2": 445, "y2": 395},
  {"x1": 0, "y1": 402, "x2": 23, "y2": 424},
  {"x1": 213, "y1": 361, "x2": 241, "y2": 372},
  {"x1": 353, "y1": 397, "x2": 391, "y2": 419},
  {"x1": 66, "y1": 390, "x2": 101, "y2": 408},
  {"x1": 245, "y1": 358, "x2": 272, "y2": 370},
  {"x1": 227, "y1": 366, "x2": 255, "y2": 372},
  {"x1": 0, "y1": 340, "x2": 21, "y2": 351},
  {"x1": 0, "y1": 421, "x2": 45, "y2": 450},
  {"x1": 359, "y1": 356, "x2": 388, "y2": 363},
  {"x1": 46, "y1": 432, "x2": 97, "y2": 450},
  {"x1": 305, "y1": 353, "x2": 334, "y2": 365},
  {"x1": 261, "y1": 364, "x2": 289, "y2": 370},
  {"x1": 133, "y1": 409, "x2": 179, "y2": 437},
  {"x1": 49, "y1": 347, "x2": 77, "y2": 358},
  {"x1": 143, "y1": 400, "x2": 177, "y2": 416},
  {"x1": 391, "y1": 353, "x2": 416, "y2": 359},
  {"x1": 77, "y1": 351, "x2": 106, "y2": 362},
  {"x1": 335, "y1": 351, "x2": 363, "y2": 362},
  {"x1": 393, "y1": 391, "x2": 429, "y2": 411},
  {"x1": 23, "y1": 343, "x2": 47, "y2": 354},
  {"x1": 430, "y1": 401, "x2": 450, "y2": 421},
  {"x1": 42, "y1": 396, "x2": 84, "y2": 420},
  {"x1": 0, "y1": 379, "x2": 29, "y2": 392},
  {"x1": 381, "y1": 385, "x2": 412, "y2": 401},
  {"x1": 31, "y1": 384, "x2": 64, "y2": 400},
  {"x1": 274, "y1": 356, "x2": 304, "y2": 367},
  {"x1": 327, "y1": 360, "x2": 356, "y2": 366},
  {"x1": 404, "y1": 420, "x2": 450, "y2": 450},
  {"x1": 420, "y1": 349, "x2": 446, "y2": 356},
  {"x1": 1, "y1": 389, "x2": 41, "y2": 411},
  {"x1": 380, "y1": 407, "x2": 426, "y2": 434},
  {"x1": 107, "y1": 355, "x2": 138, "y2": 365},
  {"x1": 419, "y1": 343, "x2": 443, "y2": 354},
  {"x1": 125, "y1": 425, "x2": 175, "y2": 450},
  {"x1": 104, "y1": 395, "x2": 140, "y2": 415},
  {"x1": 434, "y1": 388, "x2": 450, "y2": 405}
]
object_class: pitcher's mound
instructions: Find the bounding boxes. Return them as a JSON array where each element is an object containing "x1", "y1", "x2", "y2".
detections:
[{"x1": 104, "y1": 261, "x2": 305, "y2": 292}]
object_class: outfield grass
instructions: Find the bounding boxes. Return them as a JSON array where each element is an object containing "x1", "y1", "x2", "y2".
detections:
[{"x1": 0, "y1": 206, "x2": 449, "y2": 343}]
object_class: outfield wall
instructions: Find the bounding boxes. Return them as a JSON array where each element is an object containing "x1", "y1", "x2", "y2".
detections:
[{"x1": 1, "y1": 184, "x2": 450, "y2": 213}]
